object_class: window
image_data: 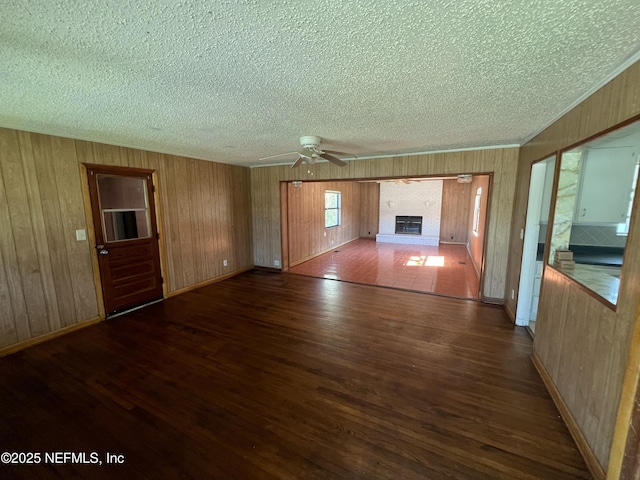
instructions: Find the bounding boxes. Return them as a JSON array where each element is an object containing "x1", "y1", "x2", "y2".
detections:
[
  {"x1": 547, "y1": 119, "x2": 640, "y2": 307},
  {"x1": 472, "y1": 187, "x2": 482, "y2": 235},
  {"x1": 325, "y1": 190, "x2": 341, "y2": 228}
]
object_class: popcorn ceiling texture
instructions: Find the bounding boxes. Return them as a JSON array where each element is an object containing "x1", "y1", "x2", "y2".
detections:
[{"x1": 1, "y1": 0, "x2": 640, "y2": 166}]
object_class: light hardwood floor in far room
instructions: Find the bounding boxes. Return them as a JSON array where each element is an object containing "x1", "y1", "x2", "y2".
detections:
[
  {"x1": 288, "y1": 238, "x2": 481, "y2": 299},
  {"x1": 0, "y1": 271, "x2": 588, "y2": 479}
]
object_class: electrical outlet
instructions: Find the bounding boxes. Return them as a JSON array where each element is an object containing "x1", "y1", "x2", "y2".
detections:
[
  {"x1": 223, "y1": 259, "x2": 228, "y2": 267},
  {"x1": 274, "y1": 259, "x2": 280, "y2": 267}
]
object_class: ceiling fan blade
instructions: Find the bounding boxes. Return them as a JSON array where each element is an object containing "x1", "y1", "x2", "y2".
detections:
[
  {"x1": 258, "y1": 151, "x2": 300, "y2": 162},
  {"x1": 291, "y1": 156, "x2": 306, "y2": 168},
  {"x1": 323, "y1": 149, "x2": 357, "y2": 158},
  {"x1": 319, "y1": 152, "x2": 347, "y2": 167}
]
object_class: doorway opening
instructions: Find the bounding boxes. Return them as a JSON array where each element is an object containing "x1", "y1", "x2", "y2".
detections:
[{"x1": 280, "y1": 174, "x2": 491, "y2": 301}]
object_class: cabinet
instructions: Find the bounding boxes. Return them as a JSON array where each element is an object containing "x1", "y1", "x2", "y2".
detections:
[{"x1": 574, "y1": 146, "x2": 637, "y2": 224}]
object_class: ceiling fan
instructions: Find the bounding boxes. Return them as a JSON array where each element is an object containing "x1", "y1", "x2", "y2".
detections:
[{"x1": 259, "y1": 136, "x2": 355, "y2": 168}]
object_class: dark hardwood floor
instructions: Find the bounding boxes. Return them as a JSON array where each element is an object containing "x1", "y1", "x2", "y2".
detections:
[{"x1": 0, "y1": 271, "x2": 589, "y2": 479}]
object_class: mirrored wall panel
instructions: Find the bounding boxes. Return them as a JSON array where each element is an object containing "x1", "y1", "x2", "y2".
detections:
[{"x1": 547, "y1": 120, "x2": 639, "y2": 306}]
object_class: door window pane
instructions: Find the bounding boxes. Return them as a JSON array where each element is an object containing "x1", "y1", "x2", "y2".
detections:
[{"x1": 97, "y1": 175, "x2": 151, "y2": 242}]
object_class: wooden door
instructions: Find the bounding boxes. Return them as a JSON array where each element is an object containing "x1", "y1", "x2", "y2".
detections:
[{"x1": 86, "y1": 165, "x2": 163, "y2": 315}]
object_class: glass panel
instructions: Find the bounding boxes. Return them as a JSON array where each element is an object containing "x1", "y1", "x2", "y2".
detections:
[
  {"x1": 102, "y1": 211, "x2": 150, "y2": 241},
  {"x1": 97, "y1": 175, "x2": 148, "y2": 209},
  {"x1": 325, "y1": 209, "x2": 339, "y2": 228},
  {"x1": 97, "y1": 175, "x2": 151, "y2": 242},
  {"x1": 395, "y1": 216, "x2": 422, "y2": 234},
  {"x1": 325, "y1": 191, "x2": 339, "y2": 209},
  {"x1": 547, "y1": 120, "x2": 640, "y2": 305},
  {"x1": 324, "y1": 191, "x2": 341, "y2": 228}
]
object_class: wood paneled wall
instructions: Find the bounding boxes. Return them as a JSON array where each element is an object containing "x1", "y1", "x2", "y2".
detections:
[
  {"x1": 287, "y1": 181, "x2": 361, "y2": 265},
  {"x1": 504, "y1": 60, "x2": 640, "y2": 475},
  {"x1": 359, "y1": 182, "x2": 380, "y2": 238},
  {"x1": 251, "y1": 148, "x2": 519, "y2": 300},
  {"x1": 440, "y1": 179, "x2": 471, "y2": 243},
  {"x1": 0, "y1": 131, "x2": 97, "y2": 346},
  {"x1": 467, "y1": 175, "x2": 490, "y2": 277},
  {"x1": 0, "y1": 128, "x2": 252, "y2": 350}
]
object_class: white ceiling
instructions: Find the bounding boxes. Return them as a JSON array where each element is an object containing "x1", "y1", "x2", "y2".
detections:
[{"x1": 2, "y1": 1, "x2": 640, "y2": 167}]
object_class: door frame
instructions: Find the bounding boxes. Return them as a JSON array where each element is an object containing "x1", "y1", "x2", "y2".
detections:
[{"x1": 80, "y1": 163, "x2": 168, "y2": 319}]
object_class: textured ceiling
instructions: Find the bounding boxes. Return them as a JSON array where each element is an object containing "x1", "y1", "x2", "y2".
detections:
[{"x1": 1, "y1": 1, "x2": 640, "y2": 167}]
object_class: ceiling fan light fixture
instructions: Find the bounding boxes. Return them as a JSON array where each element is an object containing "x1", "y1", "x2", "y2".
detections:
[
  {"x1": 299, "y1": 136, "x2": 322, "y2": 149},
  {"x1": 267, "y1": 135, "x2": 353, "y2": 168}
]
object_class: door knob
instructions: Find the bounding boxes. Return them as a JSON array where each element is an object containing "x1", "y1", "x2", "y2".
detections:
[{"x1": 99, "y1": 249, "x2": 109, "y2": 255}]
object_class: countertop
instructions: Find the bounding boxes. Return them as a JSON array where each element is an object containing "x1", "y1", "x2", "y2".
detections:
[
  {"x1": 555, "y1": 263, "x2": 620, "y2": 305},
  {"x1": 538, "y1": 244, "x2": 624, "y2": 266}
]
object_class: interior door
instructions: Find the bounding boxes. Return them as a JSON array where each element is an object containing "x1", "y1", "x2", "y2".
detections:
[
  {"x1": 86, "y1": 165, "x2": 163, "y2": 316},
  {"x1": 516, "y1": 156, "x2": 555, "y2": 330}
]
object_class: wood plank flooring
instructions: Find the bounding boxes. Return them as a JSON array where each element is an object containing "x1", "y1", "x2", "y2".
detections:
[
  {"x1": 288, "y1": 238, "x2": 481, "y2": 300},
  {"x1": 0, "y1": 271, "x2": 589, "y2": 479}
]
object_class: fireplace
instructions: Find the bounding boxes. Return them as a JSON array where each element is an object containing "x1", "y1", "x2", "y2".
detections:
[{"x1": 395, "y1": 216, "x2": 422, "y2": 235}]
